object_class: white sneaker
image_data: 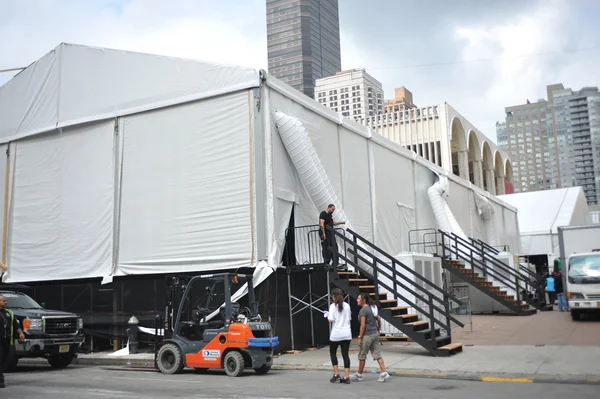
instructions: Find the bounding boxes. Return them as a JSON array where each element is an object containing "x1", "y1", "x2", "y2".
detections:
[
  {"x1": 350, "y1": 372, "x2": 363, "y2": 381},
  {"x1": 378, "y1": 372, "x2": 390, "y2": 382}
]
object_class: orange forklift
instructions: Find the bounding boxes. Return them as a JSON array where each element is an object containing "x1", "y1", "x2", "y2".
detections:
[{"x1": 155, "y1": 273, "x2": 278, "y2": 377}]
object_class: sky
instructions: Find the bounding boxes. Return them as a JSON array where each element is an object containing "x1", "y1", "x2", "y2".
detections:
[{"x1": 1, "y1": 0, "x2": 599, "y2": 142}]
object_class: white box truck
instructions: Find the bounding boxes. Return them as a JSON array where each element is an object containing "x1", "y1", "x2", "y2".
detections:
[{"x1": 557, "y1": 224, "x2": 600, "y2": 320}]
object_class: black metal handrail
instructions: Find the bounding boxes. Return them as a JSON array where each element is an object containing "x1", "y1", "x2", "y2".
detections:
[
  {"x1": 408, "y1": 228, "x2": 440, "y2": 255},
  {"x1": 439, "y1": 231, "x2": 528, "y2": 305},
  {"x1": 470, "y1": 237, "x2": 537, "y2": 286},
  {"x1": 329, "y1": 226, "x2": 465, "y2": 335},
  {"x1": 283, "y1": 224, "x2": 347, "y2": 268},
  {"x1": 445, "y1": 232, "x2": 531, "y2": 287}
]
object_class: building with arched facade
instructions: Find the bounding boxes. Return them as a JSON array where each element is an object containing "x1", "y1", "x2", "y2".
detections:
[{"x1": 361, "y1": 103, "x2": 514, "y2": 195}]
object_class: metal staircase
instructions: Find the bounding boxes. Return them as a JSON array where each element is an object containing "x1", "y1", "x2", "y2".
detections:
[
  {"x1": 327, "y1": 226, "x2": 465, "y2": 357},
  {"x1": 439, "y1": 231, "x2": 540, "y2": 315}
]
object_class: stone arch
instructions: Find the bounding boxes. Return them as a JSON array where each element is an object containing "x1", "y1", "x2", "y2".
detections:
[
  {"x1": 505, "y1": 159, "x2": 515, "y2": 193},
  {"x1": 481, "y1": 141, "x2": 494, "y2": 194},
  {"x1": 467, "y1": 130, "x2": 482, "y2": 187},
  {"x1": 494, "y1": 151, "x2": 505, "y2": 195},
  {"x1": 450, "y1": 117, "x2": 468, "y2": 179}
]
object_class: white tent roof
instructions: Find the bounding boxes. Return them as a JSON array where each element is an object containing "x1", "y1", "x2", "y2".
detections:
[
  {"x1": 499, "y1": 187, "x2": 591, "y2": 235},
  {"x1": 0, "y1": 43, "x2": 260, "y2": 143}
]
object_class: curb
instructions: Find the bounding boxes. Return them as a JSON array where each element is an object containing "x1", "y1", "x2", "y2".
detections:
[
  {"x1": 70, "y1": 357, "x2": 600, "y2": 386},
  {"x1": 271, "y1": 364, "x2": 600, "y2": 385}
]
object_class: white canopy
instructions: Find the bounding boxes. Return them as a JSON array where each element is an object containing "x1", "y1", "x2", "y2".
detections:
[
  {"x1": 0, "y1": 43, "x2": 260, "y2": 143},
  {"x1": 498, "y1": 187, "x2": 591, "y2": 255},
  {"x1": 0, "y1": 43, "x2": 521, "y2": 284}
]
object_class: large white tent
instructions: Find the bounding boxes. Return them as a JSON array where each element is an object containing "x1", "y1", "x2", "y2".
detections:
[
  {"x1": 0, "y1": 43, "x2": 521, "y2": 284},
  {"x1": 498, "y1": 187, "x2": 591, "y2": 256}
]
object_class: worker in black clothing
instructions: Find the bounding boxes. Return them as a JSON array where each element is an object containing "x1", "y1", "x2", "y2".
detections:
[
  {"x1": 319, "y1": 204, "x2": 346, "y2": 265},
  {"x1": 0, "y1": 295, "x2": 25, "y2": 388}
]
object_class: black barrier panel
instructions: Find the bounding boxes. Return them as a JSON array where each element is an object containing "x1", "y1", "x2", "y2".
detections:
[{"x1": 15, "y1": 267, "x2": 336, "y2": 354}]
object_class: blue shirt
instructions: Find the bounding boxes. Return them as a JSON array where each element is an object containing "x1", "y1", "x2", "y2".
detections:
[{"x1": 546, "y1": 276, "x2": 555, "y2": 292}]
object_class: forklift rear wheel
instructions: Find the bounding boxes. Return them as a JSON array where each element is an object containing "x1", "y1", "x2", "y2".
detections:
[
  {"x1": 224, "y1": 351, "x2": 245, "y2": 377},
  {"x1": 157, "y1": 343, "x2": 184, "y2": 374},
  {"x1": 254, "y1": 364, "x2": 271, "y2": 375}
]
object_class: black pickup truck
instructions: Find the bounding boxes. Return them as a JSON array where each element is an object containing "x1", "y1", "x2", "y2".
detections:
[{"x1": 1, "y1": 288, "x2": 84, "y2": 370}]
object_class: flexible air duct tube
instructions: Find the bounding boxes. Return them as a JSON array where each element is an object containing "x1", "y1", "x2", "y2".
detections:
[
  {"x1": 475, "y1": 193, "x2": 500, "y2": 248},
  {"x1": 275, "y1": 112, "x2": 352, "y2": 230},
  {"x1": 275, "y1": 112, "x2": 374, "y2": 275},
  {"x1": 427, "y1": 174, "x2": 468, "y2": 241}
]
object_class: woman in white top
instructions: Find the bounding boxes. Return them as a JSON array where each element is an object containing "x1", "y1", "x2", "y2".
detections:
[{"x1": 327, "y1": 288, "x2": 352, "y2": 384}]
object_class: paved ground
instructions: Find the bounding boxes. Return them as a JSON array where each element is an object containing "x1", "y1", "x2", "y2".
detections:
[
  {"x1": 64, "y1": 312, "x2": 600, "y2": 383},
  {"x1": 2, "y1": 364, "x2": 598, "y2": 398},
  {"x1": 453, "y1": 310, "x2": 600, "y2": 346}
]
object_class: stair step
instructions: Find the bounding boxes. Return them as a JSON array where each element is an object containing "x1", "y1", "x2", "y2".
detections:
[
  {"x1": 359, "y1": 285, "x2": 375, "y2": 290},
  {"x1": 435, "y1": 342, "x2": 463, "y2": 357},
  {"x1": 379, "y1": 300, "x2": 397, "y2": 308},
  {"x1": 405, "y1": 320, "x2": 429, "y2": 331},
  {"x1": 387, "y1": 306, "x2": 409, "y2": 316},
  {"x1": 393, "y1": 313, "x2": 419, "y2": 322},
  {"x1": 414, "y1": 328, "x2": 441, "y2": 340},
  {"x1": 348, "y1": 279, "x2": 369, "y2": 284},
  {"x1": 369, "y1": 292, "x2": 388, "y2": 298}
]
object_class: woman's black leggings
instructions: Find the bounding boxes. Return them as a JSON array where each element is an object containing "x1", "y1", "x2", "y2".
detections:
[{"x1": 330, "y1": 339, "x2": 351, "y2": 368}]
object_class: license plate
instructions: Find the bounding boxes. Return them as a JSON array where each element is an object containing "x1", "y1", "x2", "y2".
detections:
[{"x1": 59, "y1": 345, "x2": 70, "y2": 353}]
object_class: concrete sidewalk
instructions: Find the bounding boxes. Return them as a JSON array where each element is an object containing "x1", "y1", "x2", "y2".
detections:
[{"x1": 70, "y1": 342, "x2": 600, "y2": 384}]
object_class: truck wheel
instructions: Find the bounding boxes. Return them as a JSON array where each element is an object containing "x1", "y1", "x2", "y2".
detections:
[
  {"x1": 224, "y1": 351, "x2": 245, "y2": 377},
  {"x1": 48, "y1": 354, "x2": 74, "y2": 369},
  {"x1": 254, "y1": 364, "x2": 271, "y2": 375},
  {"x1": 157, "y1": 343, "x2": 184, "y2": 374},
  {"x1": 571, "y1": 310, "x2": 581, "y2": 321}
]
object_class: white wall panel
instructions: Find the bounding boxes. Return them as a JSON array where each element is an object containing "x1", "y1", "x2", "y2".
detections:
[
  {"x1": 7, "y1": 122, "x2": 114, "y2": 282},
  {"x1": 339, "y1": 128, "x2": 373, "y2": 242},
  {"x1": 372, "y1": 142, "x2": 416, "y2": 254},
  {"x1": 117, "y1": 92, "x2": 253, "y2": 275}
]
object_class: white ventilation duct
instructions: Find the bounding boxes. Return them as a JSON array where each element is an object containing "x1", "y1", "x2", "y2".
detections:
[
  {"x1": 474, "y1": 192, "x2": 500, "y2": 248},
  {"x1": 275, "y1": 111, "x2": 374, "y2": 274},
  {"x1": 275, "y1": 111, "x2": 351, "y2": 229},
  {"x1": 427, "y1": 173, "x2": 468, "y2": 241}
]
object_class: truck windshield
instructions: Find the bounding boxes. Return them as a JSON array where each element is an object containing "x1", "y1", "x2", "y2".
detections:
[
  {"x1": 568, "y1": 255, "x2": 600, "y2": 284},
  {"x1": 0, "y1": 292, "x2": 43, "y2": 309}
]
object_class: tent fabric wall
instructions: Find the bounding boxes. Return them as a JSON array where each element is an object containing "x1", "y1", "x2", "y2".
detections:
[
  {"x1": 372, "y1": 141, "x2": 416, "y2": 253},
  {"x1": 499, "y1": 187, "x2": 589, "y2": 255},
  {"x1": 339, "y1": 129, "x2": 374, "y2": 242},
  {"x1": 6, "y1": 122, "x2": 115, "y2": 282},
  {"x1": 117, "y1": 92, "x2": 253, "y2": 275},
  {"x1": 0, "y1": 49, "x2": 59, "y2": 140},
  {"x1": 0, "y1": 43, "x2": 260, "y2": 144},
  {"x1": 265, "y1": 77, "x2": 520, "y2": 263}
]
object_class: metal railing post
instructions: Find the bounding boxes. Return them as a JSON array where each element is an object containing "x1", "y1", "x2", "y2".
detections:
[
  {"x1": 373, "y1": 256, "x2": 380, "y2": 306},
  {"x1": 443, "y1": 292, "x2": 451, "y2": 338}
]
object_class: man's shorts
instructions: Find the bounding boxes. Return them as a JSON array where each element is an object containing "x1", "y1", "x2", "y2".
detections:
[{"x1": 358, "y1": 334, "x2": 381, "y2": 361}]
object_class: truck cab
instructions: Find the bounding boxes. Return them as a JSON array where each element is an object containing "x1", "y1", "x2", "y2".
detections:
[
  {"x1": 566, "y1": 251, "x2": 600, "y2": 320},
  {"x1": 0, "y1": 288, "x2": 84, "y2": 370}
]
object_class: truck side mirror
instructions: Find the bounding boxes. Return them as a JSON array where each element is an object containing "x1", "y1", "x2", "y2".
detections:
[{"x1": 41, "y1": 302, "x2": 46, "y2": 309}]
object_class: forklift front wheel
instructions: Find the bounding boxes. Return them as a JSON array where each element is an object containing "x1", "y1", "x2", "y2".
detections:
[
  {"x1": 224, "y1": 351, "x2": 245, "y2": 377},
  {"x1": 157, "y1": 343, "x2": 184, "y2": 375}
]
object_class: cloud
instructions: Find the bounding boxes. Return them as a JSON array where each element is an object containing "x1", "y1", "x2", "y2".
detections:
[
  {"x1": 0, "y1": 0, "x2": 268, "y2": 86},
  {"x1": 1, "y1": 0, "x2": 599, "y2": 145}
]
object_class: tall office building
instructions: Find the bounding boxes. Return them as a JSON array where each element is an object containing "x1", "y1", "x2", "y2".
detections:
[
  {"x1": 497, "y1": 84, "x2": 600, "y2": 205},
  {"x1": 315, "y1": 69, "x2": 384, "y2": 119},
  {"x1": 266, "y1": 0, "x2": 342, "y2": 99}
]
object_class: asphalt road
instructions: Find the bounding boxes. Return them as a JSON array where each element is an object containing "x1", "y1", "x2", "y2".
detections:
[{"x1": 2, "y1": 363, "x2": 598, "y2": 399}]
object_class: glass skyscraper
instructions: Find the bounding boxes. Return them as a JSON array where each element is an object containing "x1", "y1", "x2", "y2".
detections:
[
  {"x1": 266, "y1": 0, "x2": 342, "y2": 99},
  {"x1": 497, "y1": 84, "x2": 600, "y2": 206}
]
